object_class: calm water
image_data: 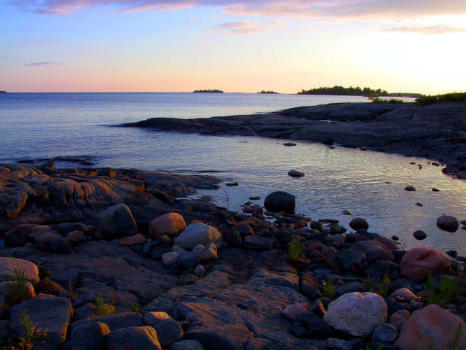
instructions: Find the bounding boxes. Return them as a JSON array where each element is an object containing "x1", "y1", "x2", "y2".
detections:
[{"x1": 0, "y1": 93, "x2": 465, "y2": 254}]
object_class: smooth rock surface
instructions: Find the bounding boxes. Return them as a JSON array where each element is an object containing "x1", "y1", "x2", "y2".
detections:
[
  {"x1": 149, "y1": 212, "x2": 187, "y2": 238},
  {"x1": 396, "y1": 304, "x2": 466, "y2": 350},
  {"x1": 107, "y1": 326, "x2": 162, "y2": 350},
  {"x1": 97, "y1": 203, "x2": 137, "y2": 237},
  {"x1": 400, "y1": 247, "x2": 452, "y2": 282},
  {"x1": 324, "y1": 292, "x2": 387, "y2": 337},
  {"x1": 174, "y1": 223, "x2": 222, "y2": 250},
  {"x1": 0, "y1": 257, "x2": 39, "y2": 283},
  {"x1": 11, "y1": 295, "x2": 73, "y2": 346}
]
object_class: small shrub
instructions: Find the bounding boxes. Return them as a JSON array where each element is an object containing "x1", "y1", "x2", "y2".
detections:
[
  {"x1": 363, "y1": 276, "x2": 372, "y2": 292},
  {"x1": 5, "y1": 269, "x2": 31, "y2": 306},
  {"x1": 288, "y1": 236, "x2": 304, "y2": 261},
  {"x1": 426, "y1": 274, "x2": 459, "y2": 308},
  {"x1": 375, "y1": 274, "x2": 391, "y2": 296},
  {"x1": 322, "y1": 280, "x2": 336, "y2": 299},
  {"x1": 416, "y1": 92, "x2": 466, "y2": 105},
  {"x1": 130, "y1": 303, "x2": 140, "y2": 313},
  {"x1": 16, "y1": 312, "x2": 48, "y2": 349},
  {"x1": 449, "y1": 322, "x2": 464, "y2": 350},
  {"x1": 94, "y1": 295, "x2": 116, "y2": 315}
]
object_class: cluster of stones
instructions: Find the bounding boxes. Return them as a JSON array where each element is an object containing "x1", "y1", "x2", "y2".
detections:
[{"x1": 0, "y1": 166, "x2": 465, "y2": 350}]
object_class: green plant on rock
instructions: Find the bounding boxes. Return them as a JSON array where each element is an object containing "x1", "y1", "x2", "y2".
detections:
[
  {"x1": 5, "y1": 269, "x2": 31, "y2": 306},
  {"x1": 449, "y1": 322, "x2": 464, "y2": 350},
  {"x1": 130, "y1": 303, "x2": 140, "y2": 313},
  {"x1": 363, "y1": 276, "x2": 372, "y2": 292},
  {"x1": 426, "y1": 274, "x2": 459, "y2": 308},
  {"x1": 375, "y1": 274, "x2": 391, "y2": 297},
  {"x1": 94, "y1": 295, "x2": 116, "y2": 315},
  {"x1": 288, "y1": 236, "x2": 304, "y2": 261},
  {"x1": 322, "y1": 280, "x2": 336, "y2": 299},
  {"x1": 15, "y1": 312, "x2": 49, "y2": 349}
]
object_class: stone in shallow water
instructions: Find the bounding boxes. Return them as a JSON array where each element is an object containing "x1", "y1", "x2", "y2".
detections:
[
  {"x1": 412, "y1": 230, "x2": 427, "y2": 240},
  {"x1": 264, "y1": 191, "x2": 295, "y2": 214},
  {"x1": 436, "y1": 215, "x2": 459, "y2": 232}
]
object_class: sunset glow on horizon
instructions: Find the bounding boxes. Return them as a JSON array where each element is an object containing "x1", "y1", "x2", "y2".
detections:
[{"x1": 1, "y1": 0, "x2": 465, "y2": 94}]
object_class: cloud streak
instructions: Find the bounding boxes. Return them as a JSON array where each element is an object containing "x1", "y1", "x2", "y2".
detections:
[
  {"x1": 24, "y1": 62, "x2": 62, "y2": 67},
  {"x1": 382, "y1": 25, "x2": 466, "y2": 34},
  {"x1": 212, "y1": 20, "x2": 280, "y2": 34},
  {"x1": 13, "y1": 0, "x2": 466, "y2": 18}
]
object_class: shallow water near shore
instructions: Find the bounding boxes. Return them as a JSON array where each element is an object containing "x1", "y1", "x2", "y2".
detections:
[{"x1": 0, "y1": 92, "x2": 464, "y2": 254}]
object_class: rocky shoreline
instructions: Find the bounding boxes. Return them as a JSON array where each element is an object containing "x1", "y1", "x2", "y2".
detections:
[
  {"x1": 122, "y1": 102, "x2": 466, "y2": 179},
  {"x1": 0, "y1": 163, "x2": 465, "y2": 350}
]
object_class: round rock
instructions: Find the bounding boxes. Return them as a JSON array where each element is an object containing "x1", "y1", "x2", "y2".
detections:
[
  {"x1": 349, "y1": 218, "x2": 369, "y2": 231},
  {"x1": 174, "y1": 223, "x2": 222, "y2": 250},
  {"x1": 436, "y1": 215, "x2": 459, "y2": 233},
  {"x1": 323, "y1": 292, "x2": 387, "y2": 337},
  {"x1": 149, "y1": 213, "x2": 186, "y2": 238},
  {"x1": 264, "y1": 191, "x2": 295, "y2": 214},
  {"x1": 288, "y1": 170, "x2": 305, "y2": 178},
  {"x1": 412, "y1": 230, "x2": 427, "y2": 240}
]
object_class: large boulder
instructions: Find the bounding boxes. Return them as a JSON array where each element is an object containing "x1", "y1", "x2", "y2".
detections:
[
  {"x1": 174, "y1": 223, "x2": 222, "y2": 250},
  {"x1": 436, "y1": 215, "x2": 459, "y2": 233},
  {"x1": 71, "y1": 312, "x2": 143, "y2": 332},
  {"x1": 97, "y1": 203, "x2": 137, "y2": 237},
  {"x1": 148, "y1": 213, "x2": 186, "y2": 238},
  {"x1": 324, "y1": 292, "x2": 387, "y2": 337},
  {"x1": 11, "y1": 295, "x2": 73, "y2": 346},
  {"x1": 143, "y1": 311, "x2": 183, "y2": 346},
  {"x1": 264, "y1": 191, "x2": 295, "y2": 213},
  {"x1": 71, "y1": 322, "x2": 111, "y2": 350},
  {"x1": 400, "y1": 247, "x2": 452, "y2": 282},
  {"x1": 396, "y1": 304, "x2": 466, "y2": 350},
  {"x1": 0, "y1": 257, "x2": 39, "y2": 283},
  {"x1": 107, "y1": 326, "x2": 162, "y2": 350}
]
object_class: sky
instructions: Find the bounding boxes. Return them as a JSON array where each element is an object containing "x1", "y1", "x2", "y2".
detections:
[{"x1": 1, "y1": 0, "x2": 465, "y2": 93}]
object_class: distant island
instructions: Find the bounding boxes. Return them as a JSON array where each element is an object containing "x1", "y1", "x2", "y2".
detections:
[
  {"x1": 0, "y1": 90, "x2": 6, "y2": 94},
  {"x1": 258, "y1": 90, "x2": 279, "y2": 94},
  {"x1": 298, "y1": 85, "x2": 421, "y2": 98},
  {"x1": 193, "y1": 89, "x2": 223, "y2": 93}
]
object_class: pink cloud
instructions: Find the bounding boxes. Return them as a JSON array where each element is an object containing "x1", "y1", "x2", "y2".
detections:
[
  {"x1": 13, "y1": 0, "x2": 466, "y2": 18},
  {"x1": 382, "y1": 25, "x2": 466, "y2": 34},
  {"x1": 212, "y1": 20, "x2": 281, "y2": 34}
]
